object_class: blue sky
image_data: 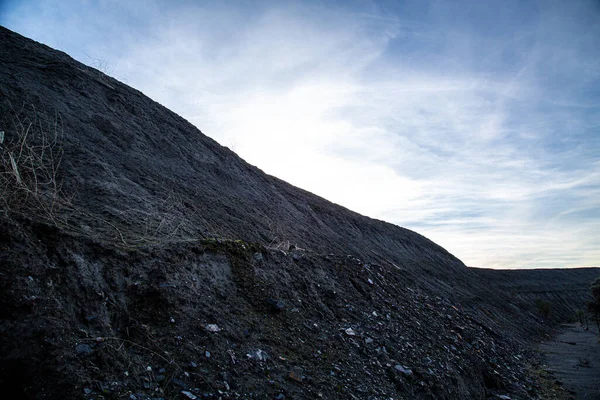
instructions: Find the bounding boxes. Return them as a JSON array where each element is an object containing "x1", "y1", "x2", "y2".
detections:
[{"x1": 2, "y1": 0, "x2": 599, "y2": 269}]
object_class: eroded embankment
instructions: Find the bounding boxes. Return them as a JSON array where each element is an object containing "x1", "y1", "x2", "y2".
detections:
[{"x1": 0, "y1": 217, "x2": 553, "y2": 400}]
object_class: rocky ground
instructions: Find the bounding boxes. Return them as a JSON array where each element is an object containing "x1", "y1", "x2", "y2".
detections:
[
  {"x1": 2, "y1": 216, "x2": 596, "y2": 400},
  {"x1": 0, "y1": 26, "x2": 599, "y2": 399},
  {"x1": 539, "y1": 324, "x2": 600, "y2": 400}
]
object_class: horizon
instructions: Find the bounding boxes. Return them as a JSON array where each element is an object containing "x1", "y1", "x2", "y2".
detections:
[{"x1": 1, "y1": 0, "x2": 599, "y2": 269}]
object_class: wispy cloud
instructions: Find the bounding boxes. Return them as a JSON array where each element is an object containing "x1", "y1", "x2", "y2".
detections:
[{"x1": 2, "y1": 0, "x2": 599, "y2": 268}]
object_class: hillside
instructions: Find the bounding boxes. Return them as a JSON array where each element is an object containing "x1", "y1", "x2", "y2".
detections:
[
  {"x1": 0, "y1": 26, "x2": 598, "y2": 400},
  {"x1": 473, "y1": 268, "x2": 600, "y2": 323}
]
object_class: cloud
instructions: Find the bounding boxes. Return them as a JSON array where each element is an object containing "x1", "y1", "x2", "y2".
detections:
[{"x1": 2, "y1": 0, "x2": 599, "y2": 268}]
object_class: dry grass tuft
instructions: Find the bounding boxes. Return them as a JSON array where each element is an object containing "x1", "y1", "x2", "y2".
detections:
[{"x1": 0, "y1": 102, "x2": 68, "y2": 223}]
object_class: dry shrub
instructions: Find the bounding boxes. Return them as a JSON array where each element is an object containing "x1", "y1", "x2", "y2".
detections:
[{"x1": 0, "y1": 103, "x2": 66, "y2": 222}]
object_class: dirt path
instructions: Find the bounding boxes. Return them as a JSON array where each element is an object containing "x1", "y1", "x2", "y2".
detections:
[{"x1": 539, "y1": 323, "x2": 600, "y2": 400}]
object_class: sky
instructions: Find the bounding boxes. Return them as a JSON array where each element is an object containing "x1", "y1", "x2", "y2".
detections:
[{"x1": 1, "y1": 0, "x2": 599, "y2": 269}]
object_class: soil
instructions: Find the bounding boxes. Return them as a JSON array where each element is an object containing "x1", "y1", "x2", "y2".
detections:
[
  {"x1": 1, "y1": 26, "x2": 599, "y2": 400},
  {"x1": 539, "y1": 324, "x2": 600, "y2": 400}
]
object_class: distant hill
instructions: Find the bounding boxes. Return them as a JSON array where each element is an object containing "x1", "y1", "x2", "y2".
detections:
[{"x1": 473, "y1": 268, "x2": 599, "y2": 322}]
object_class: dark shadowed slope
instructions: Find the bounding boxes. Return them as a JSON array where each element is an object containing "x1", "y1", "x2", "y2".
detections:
[
  {"x1": 0, "y1": 25, "x2": 465, "y2": 281},
  {"x1": 473, "y1": 268, "x2": 600, "y2": 322},
  {"x1": 1, "y1": 26, "x2": 598, "y2": 400}
]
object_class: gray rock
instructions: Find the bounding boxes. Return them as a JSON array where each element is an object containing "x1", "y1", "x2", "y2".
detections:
[
  {"x1": 75, "y1": 343, "x2": 93, "y2": 355},
  {"x1": 181, "y1": 391, "x2": 198, "y2": 400},
  {"x1": 394, "y1": 365, "x2": 413, "y2": 376},
  {"x1": 173, "y1": 378, "x2": 188, "y2": 389},
  {"x1": 267, "y1": 298, "x2": 285, "y2": 312},
  {"x1": 289, "y1": 366, "x2": 304, "y2": 382},
  {"x1": 205, "y1": 324, "x2": 221, "y2": 332},
  {"x1": 247, "y1": 349, "x2": 268, "y2": 362}
]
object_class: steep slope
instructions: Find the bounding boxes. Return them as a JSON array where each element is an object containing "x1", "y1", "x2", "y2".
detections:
[
  {"x1": 0, "y1": 25, "x2": 464, "y2": 282},
  {"x1": 0, "y1": 26, "x2": 597, "y2": 400}
]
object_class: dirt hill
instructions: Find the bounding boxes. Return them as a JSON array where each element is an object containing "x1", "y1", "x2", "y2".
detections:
[
  {"x1": 0, "y1": 26, "x2": 598, "y2": 400},
  {"x1": 473, "y1": 268, "x2": 600, "y2": 324}
]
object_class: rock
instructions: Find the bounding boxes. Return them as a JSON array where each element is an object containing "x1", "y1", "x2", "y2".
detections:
[
  {"x1": 159, "y1": 283, "x2": 177, "y2": 288},
  {"x1": 181, "y1": 391, "x2": 198, "y2": 400},
  {"x1": 247, "y1": 349, "x2": 268, "y2": 362},
  {"x1": 227, "y1": 349, "x2": 237, "y2": 364},
  {"x1": 75, "y1": 343, "x2": 93, "y2": 355},
  {"x1": 253, "y1": 252, "x2": 263, "y2": 262},
  {"x1": 173, "y1": 378, "x2": 188, "y2": 389},
  {"x1": 267, "y1": 298, "x2": 285, "y2": 312},
  {"x1": 365, "y1": 337, "x2": 374, "y2": 344},
  {"x1": 289, "y1": 366, "x2": 304, "y2": 382},
  {"x1": 205, "y1": 324, "x2": 221, "y2": 332},
  {"x1": 394, "y1": 365, "x2": 413, "y2": 376},
  {"x1": 345, "y1": 328, "x2": 356, "y2": 336}
]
